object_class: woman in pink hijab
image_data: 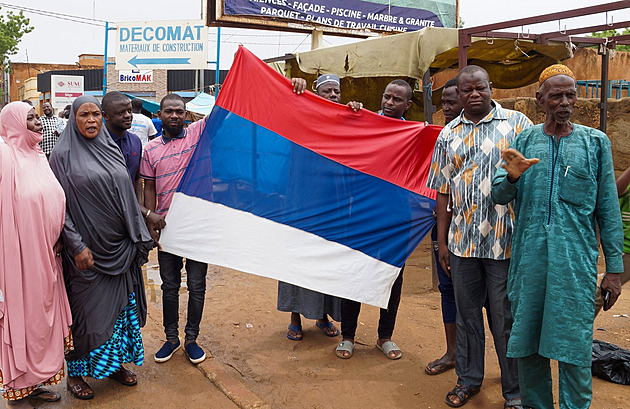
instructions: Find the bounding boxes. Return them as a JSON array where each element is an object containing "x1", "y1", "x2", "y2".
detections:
[{"x1": 0, "y1": 102, "x2": 73, "y2": 408}]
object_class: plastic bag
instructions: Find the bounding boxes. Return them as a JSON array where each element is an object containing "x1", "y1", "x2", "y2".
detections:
[{"x1": 592, "y1": 339, "x2": 630, "y2": 385}]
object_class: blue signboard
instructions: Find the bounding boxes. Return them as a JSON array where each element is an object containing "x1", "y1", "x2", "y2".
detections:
[{"x1": 222, "y1": 0, "x2": 457, "y2": 32}]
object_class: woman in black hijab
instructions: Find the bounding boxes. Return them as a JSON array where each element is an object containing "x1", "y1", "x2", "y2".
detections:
[{"x1": 49, "y1": 96, "x2": 153, "y2": 400}]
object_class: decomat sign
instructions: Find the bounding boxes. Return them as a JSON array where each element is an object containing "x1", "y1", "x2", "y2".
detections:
[
  {"x1": 116, "y1": 20, "x2": 209, "y2": 70},
  {"x1": 209, "y1": 0, "x2": 457, "y2": 34}
]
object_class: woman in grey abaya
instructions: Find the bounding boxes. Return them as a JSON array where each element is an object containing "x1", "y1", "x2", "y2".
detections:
[{"x1": 49, "y1": 96, "x2": 153, "y2": 400}]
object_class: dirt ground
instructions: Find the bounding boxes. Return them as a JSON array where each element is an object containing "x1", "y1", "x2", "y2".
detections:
[
  {"x1": 52, "y1": 235, "x2": 630, "y2": 409},
  {"x1": 143, "y1": 235, "x2": 629, "y2": 409}
]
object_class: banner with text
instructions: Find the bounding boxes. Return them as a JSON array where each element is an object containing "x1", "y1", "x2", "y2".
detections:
[
  {"x1": 116, "y1": 20, "x2": 208, "y2": 70},
  {"x1": 119, "y1": 70, "x2": 154, "y2": 83},
  {"x1": 222, "y1": 0, "x2": 456, "y2": 32},
  {"x1": 51, "y1": 75, "x2": 84, "y2": 109}
]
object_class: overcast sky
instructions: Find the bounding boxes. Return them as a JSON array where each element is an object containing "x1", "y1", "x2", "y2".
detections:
[{"x1": 7, "y1": 1, "x2": 630, "y2": 69}]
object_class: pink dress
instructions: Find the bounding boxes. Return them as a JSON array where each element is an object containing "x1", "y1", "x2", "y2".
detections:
[{"x1": 0, "y1": 102, "x2": 72, "y2": 400}]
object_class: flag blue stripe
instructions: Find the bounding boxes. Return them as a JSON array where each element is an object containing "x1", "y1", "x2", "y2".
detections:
[{"x1": 177, "y1": 106, "x2": 435, "y2": 267}]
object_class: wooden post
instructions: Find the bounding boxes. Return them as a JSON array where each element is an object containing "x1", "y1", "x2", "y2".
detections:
[
  {"x1": 311, "y1": 30, "x2": 323, "y2": 50},
  {"x1": 422, "y1": 70, "x2": 435, "y2": 124}
]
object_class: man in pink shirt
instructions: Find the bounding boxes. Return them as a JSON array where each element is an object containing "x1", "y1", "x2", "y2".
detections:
[{"x1": 140, "y1": 94, "x2": 208, "y2": 365}]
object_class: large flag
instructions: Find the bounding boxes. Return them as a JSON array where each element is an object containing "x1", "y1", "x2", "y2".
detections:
[{"x1": 160, "y1": 47, "x2": 440, "y2": 308}]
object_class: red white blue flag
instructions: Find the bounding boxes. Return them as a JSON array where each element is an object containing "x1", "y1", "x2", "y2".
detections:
[{"x1": 160, "y1": 47, "x2": 440, "y2": 308}]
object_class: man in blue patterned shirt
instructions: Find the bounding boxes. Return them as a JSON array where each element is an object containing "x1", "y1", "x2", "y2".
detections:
[{"x1": 427, "y1": 65, "x2": 532, "y2": 408}]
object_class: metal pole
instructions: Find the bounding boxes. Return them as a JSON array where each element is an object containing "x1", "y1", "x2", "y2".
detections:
[
  {"x1": 598, "y1": 43, "x2": 609, "y2": 133},
  {"x1": 422, "y1": 70, "x2": 435, "y2": 124},
  {"x1": 199, "y1": 0, "x2": 205, "y2": 95},
  {"x1": 215, "y1": 27, "x2": 221, "y2": 96},
  {"x1": 103, "y1": 22, "x2": 109, "y2": 97}
]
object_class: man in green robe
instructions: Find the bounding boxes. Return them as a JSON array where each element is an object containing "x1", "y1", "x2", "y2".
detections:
[{"x1": 491, "y1": 64, "x2": 623, "y2": 409}]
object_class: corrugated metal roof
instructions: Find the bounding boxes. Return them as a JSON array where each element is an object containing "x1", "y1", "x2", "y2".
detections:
[
  {"x1": 37, "y1": 69, "x2": 103, "y2": 92},
  {"x1": 167, "y1": 69, "x2": 229, "y2": 92},
  {"x1": 36, "y1": 68, "x2": 230, "y2": 93}
]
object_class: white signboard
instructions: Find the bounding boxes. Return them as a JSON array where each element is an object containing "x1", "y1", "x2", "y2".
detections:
[
  {"x1": 116, "y1": 20, "x2": 208, "y2": 70},
  {"x1": 119, "y1": 69, "x2": 154, "y2": 83},
  {"x1": 51, "y1": 75, "x2": 84, "y2": 109}
]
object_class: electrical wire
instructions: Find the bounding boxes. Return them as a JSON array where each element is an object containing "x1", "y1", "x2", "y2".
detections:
[{"x1": 0, "y1": 2, "x2": 107, "y2": 27}]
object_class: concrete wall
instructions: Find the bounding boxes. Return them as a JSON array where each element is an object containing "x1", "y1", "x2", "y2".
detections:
[
  {"x1": 106, "y1": 58, "x2": 168, "y2": 103},
  {"x1": 434, "y1": 97, "x2": 630, "y2": 174},
  {"x1": 433, "y1": 48, "x2": 630, "y2": 100},
  {"x1": 492, "y1": 48, "x2": 630, "y2": 99},
  {"x1": 9, "y1": 60, "x2": 103, "y2": 103}
]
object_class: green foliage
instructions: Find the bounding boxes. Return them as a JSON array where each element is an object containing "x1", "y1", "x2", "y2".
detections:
[
  {"x1": 590, "y1": 29, "x2": 630, "y2": 52},
  {"x1": 0, "y1": 8, "x2": 33, "y2": 70}
]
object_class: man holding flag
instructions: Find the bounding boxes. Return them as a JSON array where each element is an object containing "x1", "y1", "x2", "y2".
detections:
[{"x1": 336, "y1": 79, "x2": 414, "y2": 360}]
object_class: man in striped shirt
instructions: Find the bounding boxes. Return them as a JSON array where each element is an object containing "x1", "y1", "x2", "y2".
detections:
[
  {"x1": 140, "y1": 94, "x2": 209, "y2": 365},
  {"x1": 39, "y1": 102, "x2": 64, "y2": 157}
]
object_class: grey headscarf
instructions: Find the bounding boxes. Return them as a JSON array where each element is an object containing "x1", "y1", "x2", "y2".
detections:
[{"x1": 49, "y1": 96, "x2": 153, "y2": 359}]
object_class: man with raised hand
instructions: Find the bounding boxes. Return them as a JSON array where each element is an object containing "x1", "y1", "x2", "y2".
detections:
[{"x1": 492, "y1": 64, "x2": 623, "y2": 409}]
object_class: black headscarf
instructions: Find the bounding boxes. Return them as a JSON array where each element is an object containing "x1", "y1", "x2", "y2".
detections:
[{"x1": 49, "y1": 96, "x2": 153, "y2": 359}]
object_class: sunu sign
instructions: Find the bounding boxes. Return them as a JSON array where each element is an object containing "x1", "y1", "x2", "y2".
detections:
[
  {"x1": 51, "y1": 74, "x2": 84, "y2": 109},
  {"x1": 115, "y1": 20, "x2": 209, "y2": 70}
]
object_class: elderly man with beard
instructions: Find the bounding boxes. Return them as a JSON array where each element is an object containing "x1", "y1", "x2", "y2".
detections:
[{"x1": 491, "y1": 64, "x2": 623, "y2": 409}]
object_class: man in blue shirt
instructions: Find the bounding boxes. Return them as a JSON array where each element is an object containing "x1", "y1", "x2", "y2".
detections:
[{"x1": 102, "y1": 92, "x2": 142, "y2": 185}]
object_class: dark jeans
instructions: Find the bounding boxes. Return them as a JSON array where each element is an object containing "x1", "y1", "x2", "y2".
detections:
[
  {"x1": 449, "y1": 253, "x2": 519, "y2": 401},
  {"x1": 432, "y1": 227, "x2": 456, "y2": 324},
  {"x1": 341, "y1": 265, "x2": 404, "y2": 340},
  {"x1": 433, "y1": 228, "x2": 493, "y2": 326},
  {"x1": 158, "y1": 250, "x2": 208, "y2": 342}
]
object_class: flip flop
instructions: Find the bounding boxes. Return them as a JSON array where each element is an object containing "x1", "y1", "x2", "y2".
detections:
[
  {"x1": 286, "y1": 324, "x2": 303, "y2": 341},
  {"x1": 335, "y1": 340, "x2": 354, "y2": 359},
  {"x1": 67, "y1": 381, "x2": 94, "y2": 400},
  {"x1": 376, "y1": 341, "x2": 403, "y2": 360},
  {"x1": 28, "y1": 388, "x2": 61, "y2": 402},
  {"x1": 316, "y1": 321, "x2": 340, "y2": 337},
  {"x1": 425, "y1": 359, "x2": 455, "y2": 375}
]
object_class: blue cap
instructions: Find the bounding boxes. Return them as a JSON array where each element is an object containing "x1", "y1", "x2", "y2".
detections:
[{"x1": 316, "y1": 74, "x2": 340, "y2": 89}]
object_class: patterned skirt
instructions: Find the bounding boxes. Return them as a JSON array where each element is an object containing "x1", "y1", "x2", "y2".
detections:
[
  {"x1": 1, "y1": 331, "x2": 73, "y2": 401},
  {"x1": 66, "y1": 293, "x2": 144, "y2": 379}
]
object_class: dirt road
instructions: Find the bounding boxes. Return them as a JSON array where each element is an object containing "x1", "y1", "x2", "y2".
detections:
[{"x1": 55, "y1": 236, "x2": 629, "y2": 408}]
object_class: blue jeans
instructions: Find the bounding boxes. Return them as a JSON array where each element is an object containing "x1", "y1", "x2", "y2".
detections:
[
  {"x1": 158, "y1": 251, "x2": 208, "y2": 342},
  {"x1": 449, "y1": 253, "x2": 519, "y2": 401}
]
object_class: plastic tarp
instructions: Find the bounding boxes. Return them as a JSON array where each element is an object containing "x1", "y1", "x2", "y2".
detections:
[
  {"x1": 288, "y1": 28, "x2": 572, "y2": 120},
  {"x1": 295, "y1": 27, "x2": 459, "y2": 80},
  {"x1": 186, "y1": 93, "x2": 216, "y2": 116},
  {"x1": 122, "y1": 93, "x2": 160, "y2": 114}
]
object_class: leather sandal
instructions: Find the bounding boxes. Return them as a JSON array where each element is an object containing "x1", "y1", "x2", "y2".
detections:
[
  {"x1": 67, "y1": 380, "x2": 94, "y2": 400},
  {"x1": 108, "y1": 367, "x2": 138, "y2": 386},
  {"x1": 445, "y1": 384, "x2": 480, "y2": 407}
]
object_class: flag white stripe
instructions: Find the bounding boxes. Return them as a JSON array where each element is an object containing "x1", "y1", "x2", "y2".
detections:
[{"x1": 160, "y1": 192, "x2": 401, "y2": 308}]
